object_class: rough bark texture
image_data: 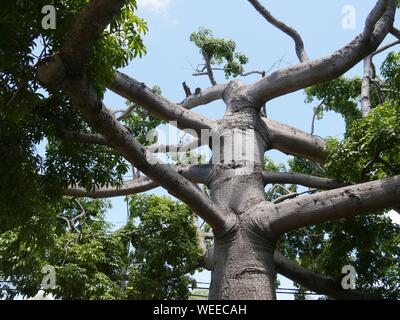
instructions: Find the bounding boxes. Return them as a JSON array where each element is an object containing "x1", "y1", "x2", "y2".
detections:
[{"x1": 207, "y1": 81, "x2": 277, "y2": 299}]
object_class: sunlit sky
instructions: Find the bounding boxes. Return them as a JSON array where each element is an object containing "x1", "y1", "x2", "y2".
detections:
[{"x1": 32, "y1": 0, "x2": 400, "y2": 300}]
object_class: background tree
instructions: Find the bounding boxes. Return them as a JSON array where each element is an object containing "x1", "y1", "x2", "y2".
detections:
[
  {"x1": 0, "y1": 195, "x2": 202, "y2": 300},
  {"x1": 1, "y1": 0, "x2": 400, "y2": 300}
]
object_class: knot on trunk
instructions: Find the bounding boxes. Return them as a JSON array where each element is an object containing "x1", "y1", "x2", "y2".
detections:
[{"x1": 37, "y1": 53, "x2": 66, "y2": 87}]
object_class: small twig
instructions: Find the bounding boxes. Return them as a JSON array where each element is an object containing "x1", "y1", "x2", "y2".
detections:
[
  {"x1": 310, "y1": 98, "x2": 326, "y2": 135},
  {"x1": 273, "y1": 189, "x2": 319, "y2": 204}
]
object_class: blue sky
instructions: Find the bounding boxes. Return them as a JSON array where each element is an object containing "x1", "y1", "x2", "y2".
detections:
[{"x1": 98, "y1": 0, "x2": 400, "y2": 299}]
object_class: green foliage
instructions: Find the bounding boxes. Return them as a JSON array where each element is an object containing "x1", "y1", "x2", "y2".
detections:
[
  {"x1": 290, "y1": 49, "x2": 400, "y2": 299},
  {"x1": 325, "y1": 102, "x2": 400, "y2": 183},
  {"x1": 263, "y1": 157, "x2": 297, "y2": 202},
  {"x1": 88, "y1": 0, "x2": 148, "y2": 96},
  {"x1": 190, "y1": 28, "x2": 248, "y2": 78},
  {"x1": 381, "y1": 51, "x2": 400, "y2": 100},
  {"x1": 45, "y1": 140, "x2": 129, "y2": 191},
  {"x1": 0, "y1": 198, "x2": 126, "y2": 300},
  {"x1": 125, "y1": 195, "x2": 202, "y2": 300},
  {"x1": 264, "y1": 156, "x2": 286, "y2": 173},
  {"x1": 305, "y1": 77, "x2": 362, "y2": 128},
  {"x1": 288, "y1": 157, "x2": 325, "y2": 177},
  {"x1": 0, "y1": 1, "x2": 147, "y2": 229},
  {"x1": 0, "y1": 196, "x2": 202, "y2": 300},
  {"x1": 122, "y1": 86, "x2": 164, "y2": 146},
  {"x1": 262, "y1": 153, "x2": 400, "y2": 299},
  {"x1": 278, "y1": 214, "x2": 400, "y2": 299}
]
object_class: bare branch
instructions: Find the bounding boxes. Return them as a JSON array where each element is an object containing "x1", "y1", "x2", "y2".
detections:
[
  {"x1": 363, "y1": 0, "x2": 389, "y2": 42},
  {"x1": 57, "y1": 215, "x2": 72, "y2": 231},
  {"x1": 372, "y1": 39, "x2": 400, "y2": 56},
  {"x1": 115, "y1": 105, "x2": 135, "y2": 121},
  {"x1": 62, "y1": 0, "x2": 126, "y2": 75},
  {"x1": 72, "y1": 199, "x2": 87, "y2": 223},
  {"x1": 272, "y1": 189, "x2": 319, "y2": 204},
  {"x1": 361, "y1": 55, "x2": 373, "y2": 117},
  {"x1": 262, "y1": 172, "x2": 348, "y2": 190},
  {"x1": 46, "y1": 111, "x2": 111, "y2": 146},
  {"x1": 65, "y1": 176, "x2": 159, "y2": 198},
  {"x1": 202, "y1": 49, "x2": 218, "y2": 86},
  {"x1": 269, "y1": 175, "x2": 400, "y2": 234},
  {"x1": 60, "y1": 130, "x2": 110, "y2": 146},
  {"x1": 391, "y1": 26, "x2": 400, "y2": 39},
  {"x1": 274, "y1": 252, "x2": 380, "y2": 300},
  {"x1": 147, "y1": 139, "x2": 202, "y2": 154},
  {"x1": 179, "y1": 84, "x2": 227, "y2": 110},
  {"x1": 241, "y1": 70, "x2": 265, "y2": 77},
  {"x1": 310, "y1": 98, "x2": 326, "y2": 135},
  {"x1": 246, "y1": 0, "x2": 396, "y2": 105},
  {"x1": 109, "y1": 71, "x2": 217, "y2": 135},
  {"x1": 264, "y1": 118, "x2": 327, "y2": 163},
  {"x1": 248, "y1": 0, "x2": 309, "y2": 63}
]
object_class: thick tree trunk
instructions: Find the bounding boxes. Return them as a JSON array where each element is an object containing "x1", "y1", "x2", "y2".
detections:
[
  {"x1": 208, "y1": 81, "x2": 277, "y2": 299},
  {"x1": 209, "y1": 230, "x2": 277, "y2": 300}
]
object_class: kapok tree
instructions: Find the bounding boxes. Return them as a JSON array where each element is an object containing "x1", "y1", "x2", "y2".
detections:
[{"x1": 33, "y1": 0, "x2": 400, "y2": 299}]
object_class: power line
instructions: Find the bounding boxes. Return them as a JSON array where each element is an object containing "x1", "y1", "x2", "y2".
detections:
[{"x1": 189, "y1": 282, "x2": 319, "y2": 296}]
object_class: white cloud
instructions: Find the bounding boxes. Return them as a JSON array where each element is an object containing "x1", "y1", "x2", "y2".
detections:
[{"x1": 137, "y1": 0, "x2": 171, "y2": 15}]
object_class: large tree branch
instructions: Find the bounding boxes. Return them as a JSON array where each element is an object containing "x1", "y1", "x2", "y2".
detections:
[
  {"x1": 62, "y1": 0, "x2": 126, "y2": 75},
  {"x1": 37, "y1": 0, "x2": 229, "y2": 232},
  {"x1": 264, "y1": 117, "x2": 327, "y2": 163},
  {"x1": 363, "y1": 0, "x2": 390, "y2": 42},
  {"x1": 274, "y1": 252, "x2": 380, "y2": 300},
  {"x1": 269, "y1": 175, "x2": 400, "y2": 235},
  {"x1": 108, "y1": 71, "x2": 217, "y2": 136},
  {"x1": 65, "y1": 164, "x2": 212, "y2": 198},
  {"x1": 247, "y1": 0, "x2": 309, "y2": 63},
  {"x1": 179, "y1": 84, "x2": 227, "y2": 110},
  {"x1": 246, "y1": 0, "x2": 396, "y2": 105},
  {"x1": 262, "y1": 172, "x2": 348, "y2": 190}
]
